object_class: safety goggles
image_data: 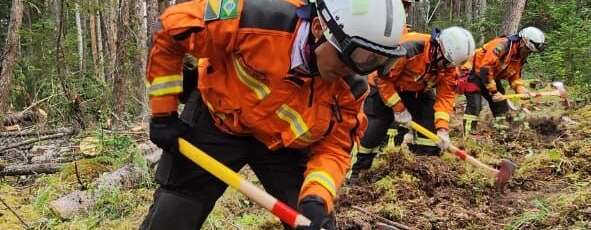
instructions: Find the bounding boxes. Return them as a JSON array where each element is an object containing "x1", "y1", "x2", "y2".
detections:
[
  {"x1": 316, "y1": 0, "x2": 406, "y2": 75},
  {"x1": 528, "y1": 40, "x2": 545, "y2": 52}
]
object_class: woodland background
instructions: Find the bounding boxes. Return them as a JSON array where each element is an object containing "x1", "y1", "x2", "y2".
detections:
[{"x1": 0, "y1": 0, "x2": 591, "y2": 229}]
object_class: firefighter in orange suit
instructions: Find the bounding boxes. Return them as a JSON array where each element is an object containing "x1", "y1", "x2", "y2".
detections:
[
  {"x1": 350, "y1": 27, "x2": 475, "y2": 181},
  {"x1": 462, "y1": 27, "x2": 545, "y2": 135},
  {"x1": 140, "y1": 0, "x2": 407, "y2": 229}
]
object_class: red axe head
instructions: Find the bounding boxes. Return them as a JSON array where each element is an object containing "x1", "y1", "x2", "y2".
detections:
[
  {"x1": 494, "y1": 159, "x2": 517, "y2": 193},
  {"x1": 551, "y1": 81, "x2": 571, "y2": 107}
]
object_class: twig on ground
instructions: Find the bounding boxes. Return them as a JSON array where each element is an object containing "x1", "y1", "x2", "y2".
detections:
[
  {"x1": 351, "y1": 205, "x2": 412, "y2": 230},
  {"x1": 0, "y1": 195, "x2": 31, "y2": 229},
  {"x1": 74, "y1": 161, "x2": 87, "y2": 190},
  {"x1": 0, "y1": 127, "x2": 74, "y2": 138}
]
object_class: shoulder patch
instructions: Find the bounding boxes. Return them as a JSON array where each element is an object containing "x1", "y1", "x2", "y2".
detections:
[
  {"x1": 205, "y1": 0, "x2": 239, "y2": 21},
  {"x1": 204, "y1": 0, "x2": 222, "y2": 21},
  {"x1": 493, "y1": 40, "x2": 510, "y2": 56},
  {"x1": 220, "y1": 0, "x2": 239, "y2": 19}
]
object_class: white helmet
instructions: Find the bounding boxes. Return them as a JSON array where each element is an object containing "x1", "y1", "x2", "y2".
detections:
[
  {"x1": 436, "y1": 26, "x2": 476, "y2": 67},
  {"x1": 315, "y1": 0, "x2": 407, "y2": 74},
  {"x1": 519, "y1": 27, "x2": 545, "y2": 52}
]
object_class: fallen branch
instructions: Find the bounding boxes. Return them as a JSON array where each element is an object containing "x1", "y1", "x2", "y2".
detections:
[
  {"x1": 0, "y1": 195, "x2": 30, "y2": 229},
  {"x1": 0, "y1": 132, "x2": 72, "y2": 152},
  {"x1": 0, "y1": 127, "x2": 74, "y2": 138},
  {"x1": 2, "y1": 110, "x2": 35, "y2": 126},
  {"x1": 351, "y1": 205, "x2": 412, "y2": 230},
  {"x1": 0, "y1": 163, "x2": 64, "y2": 176},
  {"x1": 49, "y1": 142, "x2": 162, "y2": 219}
]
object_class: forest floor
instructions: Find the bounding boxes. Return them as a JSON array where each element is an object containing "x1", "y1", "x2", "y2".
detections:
[{"x1": 1, "y1": 90, "x2": 590, "y2": 229}]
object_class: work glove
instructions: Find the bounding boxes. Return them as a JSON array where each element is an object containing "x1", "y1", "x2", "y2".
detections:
[
  {"x1": 436, "y1": 128, "x2": 450, "y2": 151},
  {"x1": 297, "y1": 196, "x2": 333, "y2": 230},
  {"x1": 402, "y1": 130, "x2": 415, "y2": 145},
  {"x1": 149, "y1": 112, "x2": 189, "y2": 153},
  {"x1": 491, "y1": 92, "x2": 506, "y2": 102},
  {"x1": 394, "y1": 109, "x2": 413, "y2": 127}
]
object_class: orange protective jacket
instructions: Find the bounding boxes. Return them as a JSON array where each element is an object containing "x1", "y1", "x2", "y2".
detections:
[
  {"x1": 146, "y1": 0, "x2": 368, "y2": 211},
  {"x1": 373, "y1": 32, "x2": 457, "y2": 129},
  {"x1": 471, "y1": 37, "x2": 527, "y2": 93}
]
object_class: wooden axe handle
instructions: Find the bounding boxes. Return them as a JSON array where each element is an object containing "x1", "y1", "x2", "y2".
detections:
[
  {"x1": 178, "y1": 139, "x2": 317, "y2": 229},
  {"x1": 409, "y1": 122, "x2": 499, "y2": 178}
]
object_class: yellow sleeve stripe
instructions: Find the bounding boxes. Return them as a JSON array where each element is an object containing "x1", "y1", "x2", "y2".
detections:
[
  {"x1": 434, "y1": 112, "x2": 450, "y2": 122},
  {"x1": 149, "y1": 74, "x2": 183, "y2": 96},
  {"x1": 384, "y1": 93, "x2": 401, "y2": 107},
  {"x1": 303, "y1": 171, "x2": 337, "y2": 198}
]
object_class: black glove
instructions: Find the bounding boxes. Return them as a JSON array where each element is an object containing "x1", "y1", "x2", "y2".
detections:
[
  {"x1": 149, "y1": 113, "x2": 189, "y2": 153},
  {"x1": 296, "y1": 196, "x2": 333, "y2": 230}
]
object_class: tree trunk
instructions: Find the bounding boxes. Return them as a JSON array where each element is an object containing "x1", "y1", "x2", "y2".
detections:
[
  {"x1": 55, "y1": 0, "x2": 86, "y2": 129},
  {"x1": 112, "y1": 0, "x2": 133, "y2": 127},
  {"x1": 501, "y1": 0, "x2": 527, "y2": 35},
  {"x1": 476, "y1": 0, "x2": 487, "y2": 18},
  {"x1": 89, "y1": 6, "x2": 100, "y2": 80},
  {"x1": 138, "y1": 0, "x2": 150, "y2": 123},
  {"x1": 0, "y1": 0, "x2": 24, "y2": 116},
  {"x1": 466, "y1": 0, "x2": 473, "y2": 23},
  {"x1": 75, "y1": 2, "x2": 84, "y2": 75},
  {"x1": 96, "y1": 6, "x2": 105, "y2": 81},
  {"x1": 105, "y1": 0, "x2": 119, "y2": 84}
]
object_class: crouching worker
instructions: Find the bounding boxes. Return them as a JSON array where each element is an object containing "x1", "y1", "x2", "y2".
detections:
[
  {"x1": 351, "y1": 27, "x2": 475, "y2": 181},
  {"x1": 462, "y1": 27, "x2": 545, "y2": 135},
  {"x1": 141, "y1": 0, "x2": 407, "y2": 229}
]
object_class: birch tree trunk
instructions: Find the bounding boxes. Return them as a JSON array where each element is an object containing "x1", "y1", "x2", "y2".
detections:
[
  {"x1": 96, "y1": 7, "x2": 105, "y2": 81},
  {"x1": 0, "y1": 0, "x2": 25, "y2": 115},
  {"x1": 138, "y1": 0, "x2": 150, "y2": 123},
  {"x1": 501, "y1": 0, "x2": 527, "y2": 35},
  {"x1": 466, "y1": 0, "x2": 473, "y2": 23},
  {"x1": 75, "y1": 2, "x2": 85, "y2": 75}
]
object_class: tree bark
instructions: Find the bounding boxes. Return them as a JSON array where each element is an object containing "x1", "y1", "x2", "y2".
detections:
[
  {"x1": 466, "y1": 0, "x2": 473, "y2": 23},
  {"x1": 75, "y1": 2, "x2": 85, "y2": 75},
  {"x1": 95, "y1": 4, "x2": 105, "y2": 81},
  {"x1": 0, "y1": 0, "x2": 24, "y2": 115},
  {"x1": 476, "y1": 0, "x2": 487, "y2": 18},
  {"x1": 501, "y1": 0, "x2": 527, "y2": 35},
  {"x1": 138, "y1": 0, "x2": 150, "y2": 123},
  {"x1": 89, "y1": 4, "x2": 100, "y2": 80},
  {"x1": 112, "y1": 0, "x2": 134, "y2": 127}
]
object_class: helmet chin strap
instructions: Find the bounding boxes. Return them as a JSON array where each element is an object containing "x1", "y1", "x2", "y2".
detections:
[{"x1": 306, "y1": 30, "x2": 329, "y2": 76}]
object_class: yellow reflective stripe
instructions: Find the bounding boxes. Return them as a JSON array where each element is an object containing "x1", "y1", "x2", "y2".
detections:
[
  {"x1": 434, "y1": 112, "x2": 450, "y2": 122},
  {"x1": 152, "y1": 74, "x2": 182, "y2": 85},
  {"x1": 149, "y1": 75, "x2": 183, "y2": 96},
  {"x1": 303, "y1": 171, "x2": 337, "y2": 197},
  {"x1": 276, "y1": 104, "x2": 310, "y2": 140},
  {"x1": 414, "y1": 137, "x2": 437, "y2": 146},
  {"x1": 463, "y1": 114, "x2": 478, "y2": 121},
  {"x1": 233, "y1": 58, "x2": 270, "y2": 100},
  {"x1": 358, "y1": 145, "x2": 373, "y2": 154},
  {"x1": 384, "y1": 93, "x2": 401, "y2": 107}
]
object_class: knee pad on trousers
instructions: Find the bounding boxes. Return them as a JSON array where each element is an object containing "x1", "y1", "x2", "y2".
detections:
[{"x1": 141, "y1": 189, "x2": 206, "y2": 230}]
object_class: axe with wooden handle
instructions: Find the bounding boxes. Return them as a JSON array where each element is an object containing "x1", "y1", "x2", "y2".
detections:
[{"x1": 408, "y1": 122, "x2": 517, "y2": 192}]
